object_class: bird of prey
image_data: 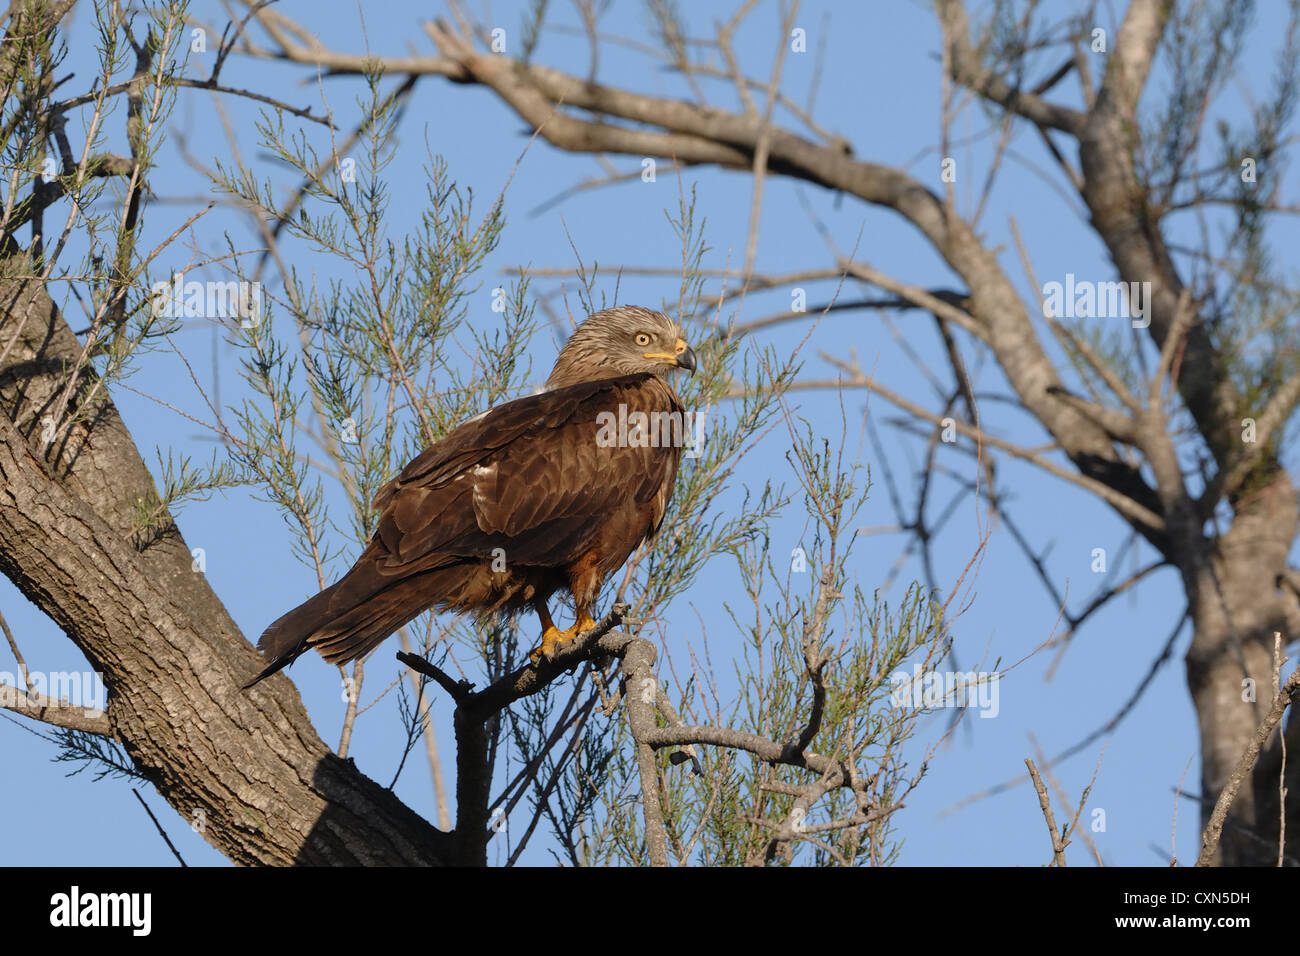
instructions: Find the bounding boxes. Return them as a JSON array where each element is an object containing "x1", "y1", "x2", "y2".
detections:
[{"x1": 246, "y1": 305, "x2": 698, "y2": 687}]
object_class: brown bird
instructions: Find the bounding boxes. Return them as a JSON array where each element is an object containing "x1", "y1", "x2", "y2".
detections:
[{"x1": 246, "y1": 305, "x2": 698, "y2": 687}]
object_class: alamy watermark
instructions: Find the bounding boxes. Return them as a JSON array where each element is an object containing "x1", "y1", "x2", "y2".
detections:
[
  {"x1": 50, "y1": 886, "x2": 151, "y2": 936},
  {"x1": 150, "y1": 272, "x2": 263, "y2": 328},
  {"x1": 596, "y1": 404, "x2": 707, "y2": 459},
  {"x1": 889, "y1": 663, "x2": 1000, "y2": 718},
  {"x1": 0, "y1": 669, "x2": 105, "y2": 711},
  {"x1": 1042, "y1": 273, "x2": 1151, "y2": 328}
]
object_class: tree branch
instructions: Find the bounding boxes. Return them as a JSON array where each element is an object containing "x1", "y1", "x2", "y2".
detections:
[{"x1": 1196, "y1": 650, "x2": 1299, "y2": 866}]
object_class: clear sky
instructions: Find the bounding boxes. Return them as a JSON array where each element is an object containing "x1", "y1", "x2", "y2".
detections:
[{"x1": 2, "y1": 0, "x2": 1297, "y2": 866}]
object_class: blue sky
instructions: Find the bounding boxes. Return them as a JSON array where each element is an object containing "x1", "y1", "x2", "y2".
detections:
[{"x1": 2, "y1": 0, "x2": 1296, "y2": 866}]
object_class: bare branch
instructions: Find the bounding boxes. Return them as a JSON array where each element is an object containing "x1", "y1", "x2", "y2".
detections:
[
  {"x1": 0, "y1": 683, "x2": 112, "y2": 735},
  {"x1": 938, "y1": 0, "x2": 1086, "y2": 133},
  {"x1": 1196, "y1": 649, "x2": 1299, "y2": 866},
  {"x1": 1026, "y1": 757, "x2": 1068, "y2": 866}
]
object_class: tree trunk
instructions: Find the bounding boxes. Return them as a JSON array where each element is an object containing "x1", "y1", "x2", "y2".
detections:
[
  {"x1": 0, "y1": 271, "x2": 451, "y2": 864},
  {"x1": 1183, "y1": 475, "x2": 1299, "y2": 864}
]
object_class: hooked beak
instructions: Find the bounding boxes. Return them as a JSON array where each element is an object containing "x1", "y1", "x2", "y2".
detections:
[
  {"x1": 645, "y1": 337, "x2": 698, "y2": 374},
  {"x1": 675, "y1": 341, "x2": 698, "y2": 374}
]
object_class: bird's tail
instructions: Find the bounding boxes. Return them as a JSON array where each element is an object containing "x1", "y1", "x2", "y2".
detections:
[
  {"x1": 244, "y1": 561, "x2": 403, "y2": 686},
  {"x1": 245, "y1": 580, "x2": 348, "y2": 688},
  {"x1": 245, "y1": 562, "x2": 451, "y2": 688}
]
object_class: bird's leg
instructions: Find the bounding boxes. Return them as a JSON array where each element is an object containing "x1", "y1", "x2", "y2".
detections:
[
  {"x1": 530, "y1": 601, "x2": 563, "y2": 663},
  {"x1": 528, "y1": 600, "x2": 598, "y2": 663},
  {"x1": 570, "y1": 602, "x2": 597, "y2": 638}
]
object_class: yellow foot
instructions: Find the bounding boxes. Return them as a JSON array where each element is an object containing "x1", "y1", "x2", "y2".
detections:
[
  {"x1": 528, "y1": 613, "x2": 599, "y2": 664},
  {"x1": 529, "y1": 624, "x2": 564, "y2": 664}
]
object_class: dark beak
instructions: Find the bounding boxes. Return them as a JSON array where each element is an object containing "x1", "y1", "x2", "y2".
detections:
[{"x1": 675, "y1": 344, "x2": 698, "y2": 374}]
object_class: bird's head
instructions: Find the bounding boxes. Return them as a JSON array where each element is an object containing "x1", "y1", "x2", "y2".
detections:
[{"x1": 546, "y1": 306, "x2": 698, "y2": 389}]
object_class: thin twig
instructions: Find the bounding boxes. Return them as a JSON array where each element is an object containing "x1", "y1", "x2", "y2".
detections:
[
  {"x1": 1026, "y1": 757, "x2": 1067, "y2": 866},
  {"x1": 131, "y1": 788, "x2": 187, "y2": 866}
]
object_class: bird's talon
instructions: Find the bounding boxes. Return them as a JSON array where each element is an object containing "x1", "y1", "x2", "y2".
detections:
[{"x1": 528, "y1": 614, "x2": 598, "y2": 665}]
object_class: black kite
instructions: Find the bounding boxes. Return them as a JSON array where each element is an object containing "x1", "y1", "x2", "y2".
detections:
[{"x1": 247, "y1": 306, "x2": 697, "y2": 686}]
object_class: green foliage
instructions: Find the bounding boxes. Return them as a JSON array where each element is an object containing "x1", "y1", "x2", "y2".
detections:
[
  {"x1": 51, "y1": 726, "x2": 147, "y2": 783},
  {"x1": 128, "y1": 447, "x2": 240, "y2": 542},
  {"x1": 0, "y1": 0, "x2": 196, "y2": 445},
  {"x1": 587, "y1": 413, "x2": 946, "y2": 865},
  {"x1": 211, "y1": 67, "x2": 528, "y2": 581}
]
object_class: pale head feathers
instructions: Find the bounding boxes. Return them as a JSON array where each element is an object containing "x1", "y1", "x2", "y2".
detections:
[{"x1": 545, "y1": 306, "x2": 697, "y2": 390}]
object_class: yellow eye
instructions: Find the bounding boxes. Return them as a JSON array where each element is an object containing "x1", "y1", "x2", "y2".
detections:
[{"x1": 635, "y1": 332, "x2": 652, "y2": 346}]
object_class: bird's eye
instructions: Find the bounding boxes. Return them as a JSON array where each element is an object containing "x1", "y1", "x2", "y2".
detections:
[{"x1": 635, "y1": 332, "x2": 652, "y2": 346}]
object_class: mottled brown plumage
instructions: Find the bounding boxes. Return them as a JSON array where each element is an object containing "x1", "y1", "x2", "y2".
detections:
[{"x1": 247, "y1": 306, "x2": 697, "y2": 686}]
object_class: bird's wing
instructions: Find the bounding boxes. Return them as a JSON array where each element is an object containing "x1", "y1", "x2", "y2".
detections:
[
  {"x1": 371, "y1": 374, "x2": 683, "y2": 572},
  {"x1": 248, "y1": 375, "x2": 686, "y2": 685}
]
